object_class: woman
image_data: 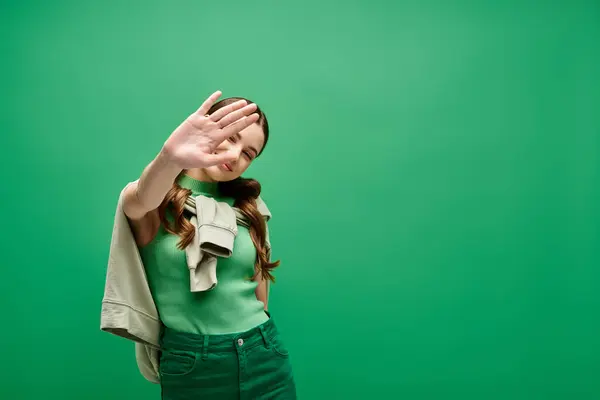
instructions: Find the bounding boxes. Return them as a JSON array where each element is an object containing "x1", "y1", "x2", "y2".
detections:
[{"x1": 121, "y1": 90, "x2": 297, "y2": 399}]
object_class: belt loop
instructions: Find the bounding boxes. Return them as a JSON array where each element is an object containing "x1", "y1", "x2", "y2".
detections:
[
  {"x1": 259, "y1": 325, "x2": 270, "y2": 349},
  {"x1": 202, "y1": 335, "x2": 209, "y2": 360}
]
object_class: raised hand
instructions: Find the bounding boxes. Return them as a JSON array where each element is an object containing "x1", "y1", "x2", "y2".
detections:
[{"x1": 162, "y1": 90, "x2": 259, "y2": 169}]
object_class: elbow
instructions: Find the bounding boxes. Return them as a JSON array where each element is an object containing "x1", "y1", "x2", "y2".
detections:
[{"x1": 123, "y1": 184, "x2": 155, "y2": 220}]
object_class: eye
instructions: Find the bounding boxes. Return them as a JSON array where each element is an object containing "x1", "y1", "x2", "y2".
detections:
[
  {"x1": 243, "y1": 151, "x2": 253, "y2": 159},
  {"x1": 228, "y1": 136, "x2": 237, "y2": 143}
]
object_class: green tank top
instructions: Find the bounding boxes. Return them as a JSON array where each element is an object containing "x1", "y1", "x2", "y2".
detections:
[{"x1": 139, "y1": 174, "x2": 269, "y2": 334}]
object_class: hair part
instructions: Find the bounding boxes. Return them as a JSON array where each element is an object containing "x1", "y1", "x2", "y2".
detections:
[{"x1": 158, "y1": 97, "x2": 279, "y2": 282}]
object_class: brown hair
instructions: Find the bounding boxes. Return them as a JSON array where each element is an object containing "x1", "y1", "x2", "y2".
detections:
[{"x1": 157, "y1": 97, "x2": 280, "y2": 282}]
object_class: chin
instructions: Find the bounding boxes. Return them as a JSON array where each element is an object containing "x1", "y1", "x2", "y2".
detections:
[{"x1": 204, "y1": 166, "x2": 241, "y2": 182}]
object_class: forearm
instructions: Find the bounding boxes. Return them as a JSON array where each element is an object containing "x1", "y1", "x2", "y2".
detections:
[{"x1": 135, "y1": 149, "x2": 182, "y2": 211}]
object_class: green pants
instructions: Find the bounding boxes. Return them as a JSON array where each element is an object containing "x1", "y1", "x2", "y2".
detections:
[{"x1": 158, "y1": 315, "x2": 297, "y2": 399}]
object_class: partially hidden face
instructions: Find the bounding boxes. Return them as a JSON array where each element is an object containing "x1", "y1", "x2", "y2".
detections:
[{"x1": 203, "y1": 122, "x2": 265, "y2": 182}]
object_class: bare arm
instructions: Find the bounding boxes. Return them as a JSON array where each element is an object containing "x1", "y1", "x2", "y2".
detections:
[
  {"x1": 122, "y1": 90, "x2": 259, "y2": 221},
  {"x1": 122, "y1": 150, "x2": 182, "y2": 221}
]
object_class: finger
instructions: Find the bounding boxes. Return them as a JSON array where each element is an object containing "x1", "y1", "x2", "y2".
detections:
[
  {"x1": 219, "y1": 113, "x2": 260, "y2": 140},
  {"x1": 209, "y1": 99, "x2": 248, "y2": 122},
  {"x1": 196, "y1": 90, "x2": 222, "y2": 116},
  {"x1": 217, "y1": 103, "x2": 257, "y2": 128}
]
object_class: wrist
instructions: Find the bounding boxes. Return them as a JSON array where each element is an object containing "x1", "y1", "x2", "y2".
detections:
[
  {"x1": 158, "y1": 145, "x2": 178, "y2": 166},
  {"x1": 156, "y1": 146, "x2": 184, "y2": 174}
]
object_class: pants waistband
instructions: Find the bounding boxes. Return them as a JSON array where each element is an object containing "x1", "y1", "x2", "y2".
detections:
[{"x1": 159, "y1": 315, "x2": 279, "y2": 354}]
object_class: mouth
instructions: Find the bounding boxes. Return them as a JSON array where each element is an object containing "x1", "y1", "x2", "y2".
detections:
[{"x1": 220, "y1": 163, "x2": 233, "y2": 172}]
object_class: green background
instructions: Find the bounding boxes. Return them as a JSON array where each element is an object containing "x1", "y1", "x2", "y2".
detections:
[{"x1": 1, "y1": 0, "x2": 598, "y2": 398}]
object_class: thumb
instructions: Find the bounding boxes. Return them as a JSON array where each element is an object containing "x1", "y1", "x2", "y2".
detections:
[{"x1": 202, "y1": 150, "x2": 237, "y2": 167}]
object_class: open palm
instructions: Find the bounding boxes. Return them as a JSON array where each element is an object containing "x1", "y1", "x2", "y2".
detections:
[{"x1": 162, "y1": 90, "x2": 259, "y2": 169}]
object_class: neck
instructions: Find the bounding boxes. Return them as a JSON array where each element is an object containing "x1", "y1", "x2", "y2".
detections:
[{"x1": 177, "y1": 170, "x2": 220, "y2": 196}]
